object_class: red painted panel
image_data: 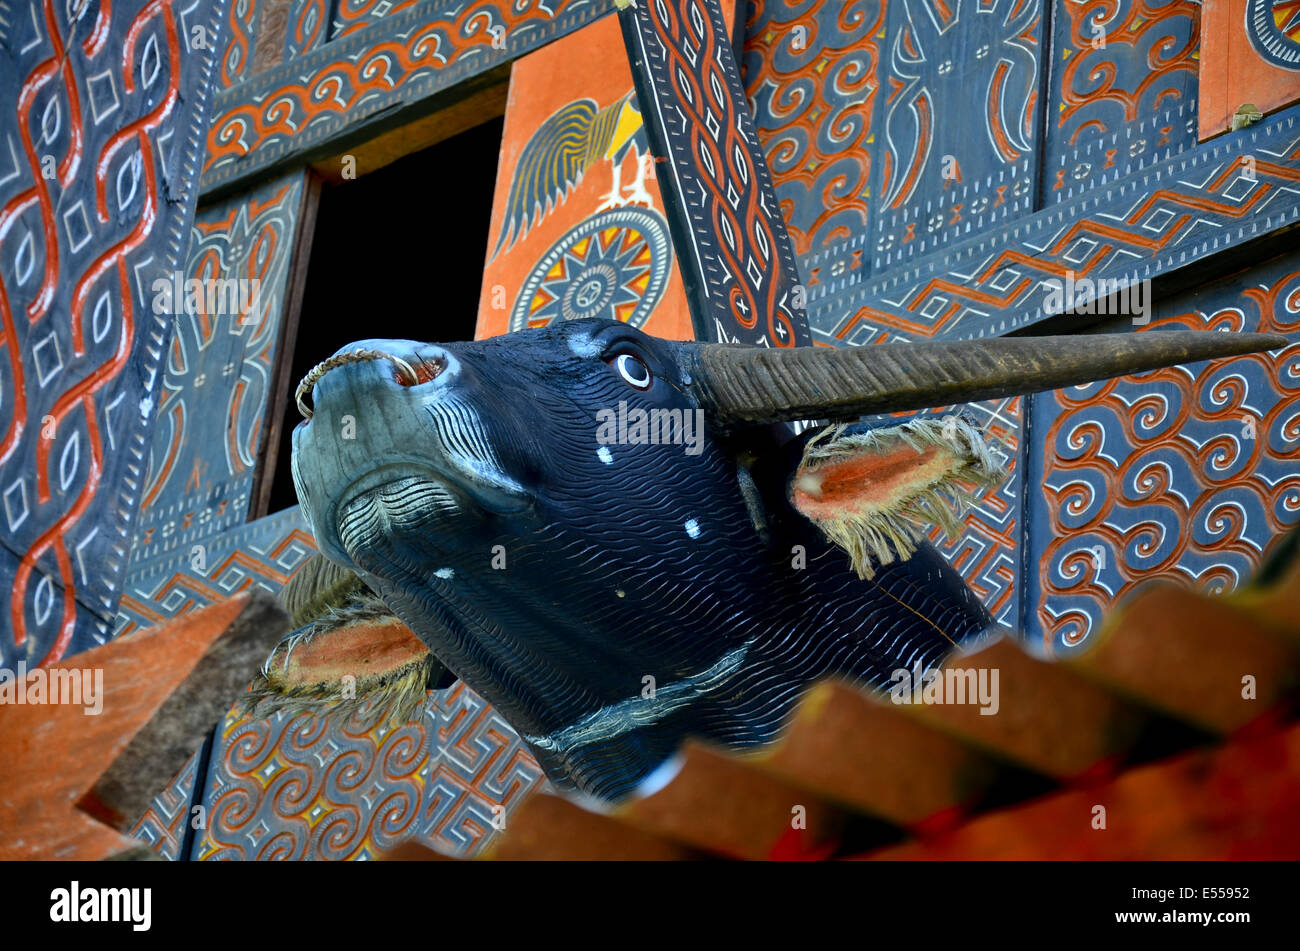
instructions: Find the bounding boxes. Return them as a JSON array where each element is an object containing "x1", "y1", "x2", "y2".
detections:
[{"x1": 1200, "y1": 0, "x2": 1300, "y2": 138}]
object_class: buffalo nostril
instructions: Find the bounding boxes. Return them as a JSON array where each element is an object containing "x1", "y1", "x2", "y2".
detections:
[
  {"x1": 295, "y1": 348, "x2": 420, "y2": 419},
  {"x1": 404, "y1": 355, "x2": 446, "y2": 386}
]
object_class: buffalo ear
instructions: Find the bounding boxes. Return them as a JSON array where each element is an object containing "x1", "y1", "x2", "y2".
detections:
[
  {"x1": 242, "y1": 554, "x2": 457, "y2": 724},
  {"x1": 789, "y1": 416, "x2": 1007, "y2": 579}
]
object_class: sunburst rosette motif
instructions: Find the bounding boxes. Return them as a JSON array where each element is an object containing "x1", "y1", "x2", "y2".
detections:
[{"x1": 509, "y1": 208, "x2": 673, "y2": 332}]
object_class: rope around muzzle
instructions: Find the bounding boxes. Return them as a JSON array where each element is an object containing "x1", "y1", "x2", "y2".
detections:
[{"x1": 295, "y1": 348, "x2": 419, "y2": 419}]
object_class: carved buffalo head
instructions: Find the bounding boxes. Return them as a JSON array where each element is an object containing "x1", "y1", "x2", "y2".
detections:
[{"x1": 288, "y1": 318, "x2": 1282, "y2": 798}]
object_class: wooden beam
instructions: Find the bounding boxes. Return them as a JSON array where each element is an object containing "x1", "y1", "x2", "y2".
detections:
[
  {"x1": 805, "y1": 105, "x2": 1300, "y2": 343},
  {"x1": 617, "y1": 0, "x2": 810, "y2": 346},
  {"x1": 199, "y1": 0, "x2": 607, "y2": 198},
  {"x1": 0, "y1": 593, "x2": 290, "y2": 859},
  {"x1": 309, "y1": 78, "x2": 509, "y2": 186},
  {"x1": 860, "y1": 720, "x2": 1300, "y2": 860},
  {"x1": 249, "y1": 172, "x2": 321, "y2": 521}
]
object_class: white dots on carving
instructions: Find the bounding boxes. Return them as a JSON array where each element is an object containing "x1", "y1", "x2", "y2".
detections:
[
  {"x1": 597, "y1": 446, "x2": 613, "y2": 465},
  {"x1": 684, "y1": 518, "x2": 700, "y2": 539},
  {"x1": 434, "y1": 567, "x2": 455, "y2": 580}
]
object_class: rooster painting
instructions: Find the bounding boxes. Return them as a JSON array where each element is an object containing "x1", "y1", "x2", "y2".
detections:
[{"x1": 490, "y1": 91, "x2": 654, "y2": 260}]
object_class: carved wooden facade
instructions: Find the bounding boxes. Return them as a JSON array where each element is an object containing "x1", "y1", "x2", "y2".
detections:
[{"x1": 2, "y1": 0, "x2": 1297, "y2": 858}]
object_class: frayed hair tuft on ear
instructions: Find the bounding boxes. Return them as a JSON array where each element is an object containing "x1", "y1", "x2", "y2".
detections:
[{"x1": 790, "y1": 415, "x2": 1008, "y2": 580}]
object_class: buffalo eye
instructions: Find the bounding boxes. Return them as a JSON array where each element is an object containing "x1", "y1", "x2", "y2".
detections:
[{"x1": 612, "y1": 353, "x2": 653, "y2": 390}]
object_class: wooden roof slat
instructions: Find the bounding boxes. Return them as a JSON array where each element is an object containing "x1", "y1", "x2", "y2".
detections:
[
  {"x1": 1066, "y1": 583, "x2": 1300, "y2": 735},
  {"x1": 376, "y1": 841, "x2": 458, "y2": 861},
  {"x1": 614, "y1": 743, "x2": 845, "y2": 860},
  {"x1": 899, "y1": 636, "x2": 1148, "y2": 780},
  {"x1": 742, "y1": 680, "x2": 1002, "y2": 828},
  {"x1": 859, "y1": 720, "x2": 1300, "y2": 860},
  {"x1": 480, "y1": 792, "x2": 698, "y2": 861},
  {"x1": 0, "y1": 593, "x2": 290, "y2": 860}
]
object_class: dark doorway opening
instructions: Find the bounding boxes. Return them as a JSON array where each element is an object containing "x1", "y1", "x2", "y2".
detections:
[{"x1": 264, "y1": 116, "x2": 504, "y2": 515}]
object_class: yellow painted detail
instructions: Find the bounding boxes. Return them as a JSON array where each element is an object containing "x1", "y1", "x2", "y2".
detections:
[{"x1": 604, "y1": 99, "x2": 644, "y2": 161}]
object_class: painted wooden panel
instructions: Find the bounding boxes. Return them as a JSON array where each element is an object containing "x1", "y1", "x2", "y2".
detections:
[
  {"x1": 619, "y1": 0, "x2": 810, "y2": 345},
  {"x1": 0, "y1": 0, "x2": 229, "y2": 667},
  {"x1": 201, "y1": 0, "x2": 611, "y2": 195},
  {"x1": 475, "y1": 13, "x2": 696, "y2": 341},
  {"x1": 128, "y1": 748, "x2": 202, "y2": 860},
  {"x1": 1200, "y1": 0, "x2": 1300, "y2": 138},
  {"x1": 935, "y1": 397, "x2": 1022, "y2": 630},
  {"x1": 864, "y1": 0, "x2": 1046, "y2": 273},
  {"x1": 194, "y1": 683, "x2": 544, "y2": 859},
  {"x1": 129, "y1": 173, "x2": 308, "y2": 575},
  {"x1": 115, "y1": 504, "x2": 313, "y2": 637},
  {"x1": 804, "y1": 105, "x2": 1300, "y2": 343},
  {"x1": 244, "y1": 0, "x2": 335, "y2": 75},
  {"x1": 331, "y1": 0, "x2": 424, "y2": 38},
  {"x1": 124, "y1": 636, "x2": 549, "y2": 864},
  {"x1": 742, "y1": 0, "x2": 887, "y2": 261},
  {"x1": 1025, "y1": 251, "x2": 1300, "y2": 651},
  {"x1": 285, "y1": 0, "x2": 333, "y2": 57},
  {"x1": 1042, "y1": 0, "x2": 1200, "y2": 203},
  {"x1": 220, "y1": 0, "x2": 264, "y2": 88}
]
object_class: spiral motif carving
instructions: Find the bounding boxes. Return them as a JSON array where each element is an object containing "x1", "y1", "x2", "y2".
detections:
[
  {"x1": 1035, "y1": 262, "x2": 1300, "y2": 650},
  {"x1": 195, "y1": 683, "x2": 544, "y2": 860}
]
